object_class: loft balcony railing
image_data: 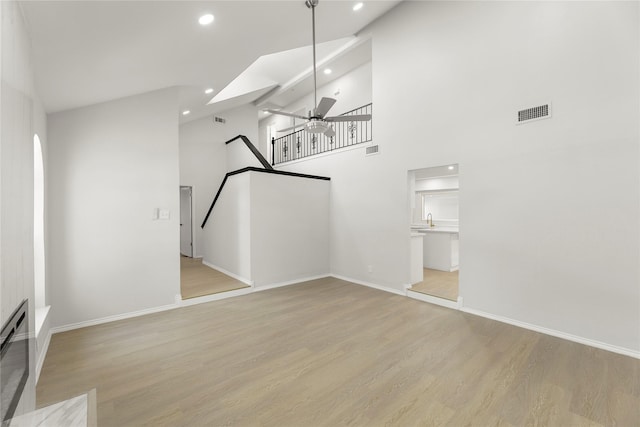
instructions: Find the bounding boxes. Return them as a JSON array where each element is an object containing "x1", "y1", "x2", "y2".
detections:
[{"x1": 271, "y1": 103, "x2": 372, "y2": 165}]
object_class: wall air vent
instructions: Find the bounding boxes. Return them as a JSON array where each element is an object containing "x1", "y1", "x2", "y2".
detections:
[
  {"x1": 365, "y1": 145, "x2": 379, "y2": 156},
  {"x1": 213, "y1": 116, "x2": 226, "y2": 124},
  {"x1": 517, "y1": 103, "x2": 551, "y2": 124}
]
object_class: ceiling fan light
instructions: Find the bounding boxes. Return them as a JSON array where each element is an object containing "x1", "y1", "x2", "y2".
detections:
[{"x1": 305, "y1": 119, "x2": 330, "y2": 134}]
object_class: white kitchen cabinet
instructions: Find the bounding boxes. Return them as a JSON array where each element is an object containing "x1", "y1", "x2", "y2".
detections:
[{"x1": 422, "y1": 230, "x2": 459, "y2": 272}]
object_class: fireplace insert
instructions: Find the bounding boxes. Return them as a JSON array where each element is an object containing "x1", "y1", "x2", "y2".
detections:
[{"x1": 1, "y1": 299, "x2": 29, "y2": 426}]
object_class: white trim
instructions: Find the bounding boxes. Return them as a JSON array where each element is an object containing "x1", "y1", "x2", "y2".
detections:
[
  {"x1": 178, "y1": 287, "x2": 253, "y2": 307},
  {"x1": 201, "y1": 260, "x2": 254, "y2": 286},
  {"x1": 406, "y1": 290, "x2": 462, "y2": 310},
  {"x1": 460, "y1": 306, "x2": 640, "y2": 360},
  {"x1": 190, "y1": 186, "x2": 197, "y2": 258},
  {"x1": 253, "y1": 274, "x2": 330, "y2": 292},
  {"x1": 50, "y1": 303, "x2": 177, "y2": 334},
  {"x1": 331, "y1": 274, "x2": 406, "y2": 296},
  {"x1": 179, "y1": 185, "x2": 195, "y2": 258},
  {"x1": 35, "y1": 328, "x2": 52, "y2": 384},
  {"x1": 35, "y1": 305, "x2": 50, "y2": 337}
]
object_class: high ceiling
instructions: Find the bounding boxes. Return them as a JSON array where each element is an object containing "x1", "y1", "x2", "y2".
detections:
[{"x1": 20, "y1": 1, "x2": 401, "y2": 122}]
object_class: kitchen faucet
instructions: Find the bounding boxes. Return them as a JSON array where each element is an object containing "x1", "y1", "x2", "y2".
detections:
[{"x1": 426, "y1": 212, "x2": 434, "y2": 227}]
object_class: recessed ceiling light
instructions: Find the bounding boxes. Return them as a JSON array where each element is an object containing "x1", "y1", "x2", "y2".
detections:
[
  {"x1": 198, "y1": 14, "x2": 214, "y2": 26},
  {"x1": 324, "y1": 68, "x2": 332, "y2": 75},
  {"x1": 182, "y1": 110, "x2": 191, "y2": 116},
  {"x1": 204, "y1": 88, "x2": 214, "y2": 94},
  {"x1": 448, "y1": 165, "x2": 455, "y2": 170},
  {"x1": 353, "y1": 2, "x2": 364, "y2": 11}
]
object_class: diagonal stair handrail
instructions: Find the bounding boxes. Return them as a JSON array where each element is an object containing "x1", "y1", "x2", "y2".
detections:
[{"x1": 200, "y1": 135, "x2": 330, "y2": 229}]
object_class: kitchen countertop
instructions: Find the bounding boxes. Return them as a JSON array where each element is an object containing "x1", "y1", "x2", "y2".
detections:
[{"x1": 411, "y1": 226, "x2": 459, "y2": 234}]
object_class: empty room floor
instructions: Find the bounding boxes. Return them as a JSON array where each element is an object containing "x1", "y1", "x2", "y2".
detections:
[
  {"x1": 411, "y1": 268, "x2": 459, "y2": 301},
  {"x1": 36, "y1": 277, "x2": 639, "y2": 426},
  {"x1": 180, "y1": 256, "x2": 249, "y2": 299}
]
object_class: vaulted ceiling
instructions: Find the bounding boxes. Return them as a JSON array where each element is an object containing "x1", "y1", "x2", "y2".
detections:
[{"x1": 20, "y1": 1, "x2": 401, "y2": 122}]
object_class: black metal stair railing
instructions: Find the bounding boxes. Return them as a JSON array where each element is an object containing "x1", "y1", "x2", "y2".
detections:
[{"x1": 271, "y1": 103, "x2": 372, "y2": 165}]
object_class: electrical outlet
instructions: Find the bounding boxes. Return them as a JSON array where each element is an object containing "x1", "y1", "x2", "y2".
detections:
[{"x1": 367, "y1": 265, "x2": 373, "y2": 273}]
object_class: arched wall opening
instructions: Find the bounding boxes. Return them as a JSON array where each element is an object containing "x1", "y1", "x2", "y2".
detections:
[{"x1": 34, "y1": 134, "x2": 45, "y2": 308}]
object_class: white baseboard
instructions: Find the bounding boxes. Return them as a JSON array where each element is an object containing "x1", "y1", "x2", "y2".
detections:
[
  {"x1": 460, "y1": 306, "x2": 640, "y2": 360},
  {"x1": 253, "y1": 274, "x2": 330, "y2": 292},
  {"x1": 331, "y1": 274, "x2": 406, "y2": 296},
  {"x1": 50, "y1": 302, "x2": 177, "y2": 334},
  {"x1": 201, "y1": 260, "x2": 254, "y2": 286},
  {"x1": 177, "y1": 287, "x2": 253, "y2": 307},
  {"x1": 35, "y1": 328, "x2": 52, "y2": 384},
  {"x1": 406, "y1": 290, "x2": 462, "y2": 310}
]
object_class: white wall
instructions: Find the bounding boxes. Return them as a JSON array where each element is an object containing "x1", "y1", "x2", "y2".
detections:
[
  {"x1": 413, "y1": 176, "x2": 460, "y2": 225},
  {"x1": 201, "y1": 172, "x2": 252, "y2": 282},
  {"x1": 201, "y1": 170, "x2": 330, "y2": 287},
  {"x1": 1, "y1": 0, "x2": 35, "y2": 326},
  {"x1": 226, "y1": 136, "x2": 264, "y2": 172},
  {"x1": 48, "y1": 88, "x2": 180, "y2": 327},
  {"x1": 0, "y1": 0, "x2": 40, "y2": 416},
  {"x1": 280, "y1": 1, "x2": 640, "y2": 353},
  {"x1": 179, "y1": 104, "x2": 259, "y2": 257},
  {"x1": 251, "y1": 172, "x2": 329, "y2": 287}
]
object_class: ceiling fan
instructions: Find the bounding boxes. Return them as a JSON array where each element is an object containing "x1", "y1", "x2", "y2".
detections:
[{"x1": 264, "y1": 0, "x2": 371, "y2": 138}]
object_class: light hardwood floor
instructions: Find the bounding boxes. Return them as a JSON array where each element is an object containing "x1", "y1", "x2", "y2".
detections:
[
  {"x1": 180, "y1": 256, "x2": 249, "y2": 299},
  {"x1": 411, "y1": 268, "x2": 459, "y2": 301},
  {"x1": 37, "y1": 277, "x2": 639, "y2": 426}
]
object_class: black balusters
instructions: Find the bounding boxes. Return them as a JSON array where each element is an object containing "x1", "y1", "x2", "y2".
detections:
[{"x1": 272, "y1": 102, "x2": 372, "y2": 165}]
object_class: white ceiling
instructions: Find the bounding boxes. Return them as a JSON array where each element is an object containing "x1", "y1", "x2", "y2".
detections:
[
  {"x1": 208, "y1": 35, "x2": 372, "y2": 120},
  {"x1": 20, "y1": 0, "x2": 401, "y2": 121},
  {"x1": 413, "y1": 164, "x2": 459, "y2": 180}
]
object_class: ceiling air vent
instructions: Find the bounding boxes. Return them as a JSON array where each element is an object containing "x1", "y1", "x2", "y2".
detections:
[
  {"x1": 365, "y1": 145, "x2": 379, "y2": 156},
  {"x1": 517, "y1": 103, "x2": 551, "y2": 124},
  {"x1": 213, "y1": 116, "x2": 226, "y2": 124}
]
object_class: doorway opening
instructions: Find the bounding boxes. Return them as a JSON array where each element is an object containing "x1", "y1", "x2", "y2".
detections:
[
  {"x1": 178, "y1": 185, "x2": 250, "y2": 300},
  {"x1": 408, "y1": 164, "x2": 460, "y2": 304}
]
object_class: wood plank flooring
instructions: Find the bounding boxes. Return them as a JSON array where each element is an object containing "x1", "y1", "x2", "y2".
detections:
[
  {"x1": 36, "y1": 277, "x2": 639, "y2": 426},
  {"x1": 411, "y1": 268, "x2": 459, "y2": 301},
  {"x1": 180, "y1": 256, "x2": 249, "y2": 300}
]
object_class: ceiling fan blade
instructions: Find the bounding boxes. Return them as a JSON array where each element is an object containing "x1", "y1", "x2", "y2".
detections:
[
  {"x1": 264, "y1": 109, "x2": 309, "y2": 120},
  {"x1": 325, "y1": 114, "x2": 372, "y2": 122},
  {"x1": 324, "y1": 127, "x2": 335, "y2": 138},
  {"x1": 277, "y1": 124, "x2": 304, "y2": 133},
  {"x1": 314, "y1": 97, "x2": 336, "y2": 118}
]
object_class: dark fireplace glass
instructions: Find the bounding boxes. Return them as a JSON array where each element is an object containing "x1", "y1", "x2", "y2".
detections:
[{"x1": 1, "y1": 299, "x2": 29, "y2": 426}]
